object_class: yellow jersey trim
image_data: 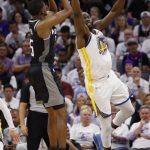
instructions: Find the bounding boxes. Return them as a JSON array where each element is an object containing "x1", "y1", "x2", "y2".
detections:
[{"x1": 80, "y1": 47, "x2": 98, "y2": 115}]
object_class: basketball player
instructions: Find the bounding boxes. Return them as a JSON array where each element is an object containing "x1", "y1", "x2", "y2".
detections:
[
  {"x1": 27, "y1": 0, "x2": 72, "y2": 149},
  {"x1": 71, "y1": 0, "x2": 135, "y2": 149}
]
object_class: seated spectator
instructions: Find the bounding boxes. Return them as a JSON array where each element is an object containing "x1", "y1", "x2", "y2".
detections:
[
  {"x1": 2, "y1": 84, "x2": 19, "y2": 110},
  {"x1": 12, "y1": 40, "x2": 31, "y2": 89},
  {"x1": 133, "y1": 11, "x2": 150, "y2": 44},
  {"x1": 69, "y1": 94, "x2": 86, "y2": 125},
  {"x1": 120, "y1": 60, "x2": 133, "y2": 84},
  {"x1": 13, "y1": 12, "x2": 29, "y2": 35},
  {"x1": 55, "y1": 25, "x2": 71, "y2": 56},
  {"x1": 0, "y1": 99, "x2": 19, "y2": 150},
  {"x1": 141, "y1": 38, "x2": 150, "y2": 59},
  {"x1": 144, "y1": 93, "x2": 150, "y2": 105},
  {"x1": 66, "y1": 56, "x2": 82, "y2": 90},
  {"x1": 5, "y1": 22, "x2": 25, "y2": 57},
  {"x1": 3, "y1": 109, "x2": 27, "y2": 150},
  {"x1": 116, "y1": 28, "x2": 134, "y2": 60},
  {"x1": 127, "y1": 67, "x2": 149, "y2": 102},
  {"x1": 111, "y1": 14, "x2": 131, "y2": 44},
  {"x1": 70, "y1": 105, "x2": 101, "y2": 150},
  {"x1": 127, "y1": 105, "x2": 150, "y2": 149},
  {"x1": 54, "y1": 65, "x2": 74, "y2": 101},
  {"x1": 122, "y1": 38, "x2": 150, "y2": 73},
  {"x1": 0, "y1": 7, "x2": 9, "y2": 37}
]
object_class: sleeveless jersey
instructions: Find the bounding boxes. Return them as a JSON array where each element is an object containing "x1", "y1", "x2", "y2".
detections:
[
  {"x1": 29, "y1": 19, "x2": 56, "y2": 65},
  {"x1": 78, "y1": 29, "x2": 112, "y2": 80}
]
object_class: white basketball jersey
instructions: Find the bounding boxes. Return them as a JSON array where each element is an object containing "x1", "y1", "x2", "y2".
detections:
[{"x1": 77, "y1": 29, "x2": 112, "y2": 80}]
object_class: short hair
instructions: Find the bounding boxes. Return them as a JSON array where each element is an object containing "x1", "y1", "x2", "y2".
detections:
[
  {"x1": 60, "y1": 25, "x2": 70, "y2": 33},
  {"x1": 140, "y1": 105, "x2": 150, "y2": 112},
  {"x1": 28, "y1": 0, "x2": 43, "y2": 16},
  {"x1": 3, "y1": 84, "x2": 14, "y2": 91}
]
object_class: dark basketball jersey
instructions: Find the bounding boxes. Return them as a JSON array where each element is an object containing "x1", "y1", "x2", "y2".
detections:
[{"x1": 29, "y1": 19, "x2": 56, "y2": 65}]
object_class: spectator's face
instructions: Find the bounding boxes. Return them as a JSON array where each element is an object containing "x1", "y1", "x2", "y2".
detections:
[
  {"x1": 141, "y1": 16, "x2": 150, "y2": 26},
  {"x1": 61, "y1": 32, "x2": 70, "y2": 42},
  {"x1": 9, "y1": 23, "x2": 18, "y2": 34},
  {"x1": 0, "y1": 46, "x2": 8, "y2": 58},
  {"x1": 76, "y1": 96, "x2": 85, "y2": 108},
  {"x1": 22, "y1": 41, "x2": 31, "y2": 55},
  {"x1": 127, "y1": 44, "x2": 138, "y2": 54},
  {"x1": 145, "y1": 95, "x2": 150, "y2": 105},
  {"x1": 125, "y1": 63, "x2": 133, "y2": 74},
  {"x1": 140, "y1": 108, "x2": 150, "y2": 122},
  {"x1": 58, "y1": 50, "x2": 68, "y2": 62},
  {"x1": 124, "y1": 30, "x2": 133, "y2": 41},
  {"x1": 82, "y1": 12, "x2": 92, "y2": 29},
  {"x1": 15, "y1": 13, "x2": 22, "y2": 24},
  {"x1": 117, "y1": 15, "x2": 126, "y2": 28},
  {"x1": 75, "y1": 57, "x2": 81, "y2": 69},
  {"x1": 131, "y1": 67, "x2": 141, "y2": 79},
  {"x1": 81, "y1": 110, "x2": 92, "y2": 126},
  {"x1": 4, "y1": 87, "x2": 14, "y2": 101},
  {"x1": 0, "y1": 63, "x2": 7, "y2": 74},
  {"x1": 11, "y1": 111, "x2": 20, "y2": 127},
  {"x1": 90, "y1": 7, "x2": 100, "y2": 18}
]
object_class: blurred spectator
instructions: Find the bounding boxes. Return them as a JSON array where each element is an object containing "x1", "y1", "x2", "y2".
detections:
[
  {"x1": 12, "y1": 40, "x2": 31, "y2": 89},
  {"x1": 0, "y1": 43, "x2": 13, "y2": 84},
  {"x1": 2, "y1": 0, "x2": 15, "y2": 21},
  {"x1": 2, "y1": 84, "x2": 19, "y2": 110},
  {"x1": 70, "y1": 94, "x2": 86, "y2": 125},
  {"x1": 120, "y1": 60, "x2": 133, "y2": 84},
  {"x1": 12, "y1": 12, "x2": 29, "y2": 35},
  {"x1": 9, "y1": 0, "x2": 31, "y2": 23},
  {"x1": 141, "y1": 38, "x2": 150, "y2": 59},
  {"x1": 54, "y1": 65, "x2": 74, "y2": 101},
  {"x1": 3, "y1": 109, "x2": 27, "y2": 150},
  {"x1": 127, "y1": 0, "x2": 146, "y2": 20},
  {"x1": 55, "y1": 25, "x2": 71, "y2": 55},
  {"x1": 144, "y1": 93, "x2": 150, "y2": 105},
  {"x1": 0, "y1": 99, "x2": 19, "y2": 150},
  {"x1": 90, "y1": 6, "x2": 101, "y2": 20},
  {"x1": 127, "y1": 105, "x2": 150, "y2": 149},
  {"x1": 127, "y1": 67, "x2": 149, "y2": 102},
  {"x1": 0, "y1": 7, "x2": 9, "y2": 37},
  {"x1": 111, "y1": 14, "x2": 131, "y2": 44},
  {"x1": 122, "y1": 38, "x2": 150, "y2": 73},
  {"x1": 70, "y1": 105, "x2": 101, "y2": 150},
  {"x1": 5, "y1": 22, "x2": 25, "y2": 56},
  {"x1": 116, "y1": 29, "x2": 134, "y2": 60},
  {"x1": 66, "y1": 56, "x2": 82, "y2": 90},
  {"x1": 146, "y1": 0, "x2": 150, "y2": 12},
  {"x1": 133, "y1": 11, "x2": 150, "y2": 44}
]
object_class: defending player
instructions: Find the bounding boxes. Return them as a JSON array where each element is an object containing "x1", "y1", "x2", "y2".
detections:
[{"x1": 27, "y1": 0, "x2": 72, "y2": 149}]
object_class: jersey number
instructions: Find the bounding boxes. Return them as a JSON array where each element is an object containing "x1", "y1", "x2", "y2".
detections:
[{"x1": 30, "y1": 39, "x2": 34, "y2": 56}]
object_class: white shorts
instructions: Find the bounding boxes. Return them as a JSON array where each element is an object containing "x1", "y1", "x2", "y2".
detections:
[{"x1": 85, "y1": 70, "x2": 129, "y2": 115}]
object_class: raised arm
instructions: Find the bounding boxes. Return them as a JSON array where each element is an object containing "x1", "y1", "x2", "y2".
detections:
[
  {"x1": 71, "y1": 0, "x2": 90, "y2": 48},
  {"x1": 71, "y1": 0, "x2": 90, "y2": 37},
  {"x1": 48, "y1": 0, "x2": 57, "y2": 12},
  {"x1": 95, "y1": 0, "x2": 125, "y2": 30},
  {"x1": 37, "y1": 0, "x2": 72, "y2": 37}
]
